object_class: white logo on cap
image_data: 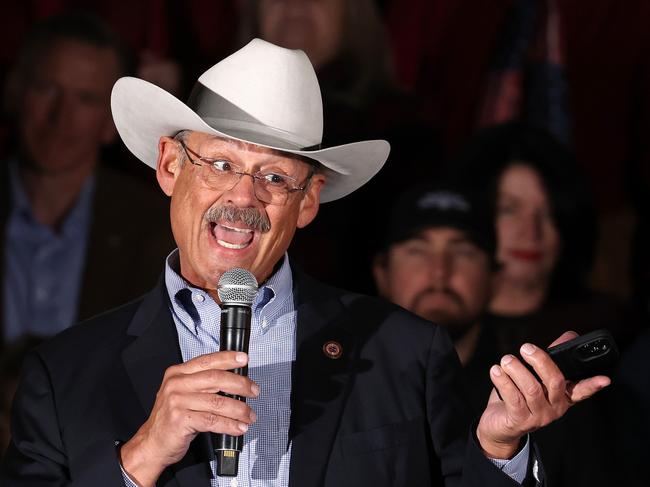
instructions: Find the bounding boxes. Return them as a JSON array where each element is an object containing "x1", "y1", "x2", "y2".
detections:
[{"x1": 417, "y1": 191, "x2": 470, "y2": 212}]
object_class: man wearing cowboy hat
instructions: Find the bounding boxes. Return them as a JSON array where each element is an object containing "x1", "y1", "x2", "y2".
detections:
[{"x1": 2, "y1": 39, "x2": 609, "y2": 486}]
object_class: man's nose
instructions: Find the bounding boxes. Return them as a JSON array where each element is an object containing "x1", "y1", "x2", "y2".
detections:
[
  {"x1": 45, "y1": 90, "x2": 68, "y2": 125},
  {"x1": 222, "y1": 172, "x2": 260, "y2": 206},
  {"x1": 428, "y1": 253, "x2": 451, "y2": 288}
]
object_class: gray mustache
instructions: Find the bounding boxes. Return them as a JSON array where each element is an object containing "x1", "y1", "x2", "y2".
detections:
[{"x1": 205, "y1": 205, "x2": 271, "y2": 233}]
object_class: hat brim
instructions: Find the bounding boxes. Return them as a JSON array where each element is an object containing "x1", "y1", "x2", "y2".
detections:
[{"x1": 111, "y1": 77, "x2": 390, "y2": 203}]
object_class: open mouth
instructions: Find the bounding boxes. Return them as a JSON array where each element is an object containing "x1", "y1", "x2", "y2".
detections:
[{"x1": 210, "y1": 222, "x2": 255, "y2": 250}]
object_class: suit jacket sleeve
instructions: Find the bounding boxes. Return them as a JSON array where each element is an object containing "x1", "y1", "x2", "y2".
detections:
[
  {"x1": 1, "y1": 351, "x2": 127, "y2": 486},
  {"x1": 424, "y1": 325, "x2": 541, "y2": 486}
]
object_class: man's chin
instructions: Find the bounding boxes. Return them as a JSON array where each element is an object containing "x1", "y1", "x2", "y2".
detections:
[
  {"x1": 417, "y1": 306, "x2": 456, "y2": 325},
  {"x1": 418, "y1": 309, "x2": 475, "y2": 341}
]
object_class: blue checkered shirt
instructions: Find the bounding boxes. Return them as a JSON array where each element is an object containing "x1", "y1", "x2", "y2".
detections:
[{"x1": 122, "y1": 250, "x2": 295, "y2": 487}]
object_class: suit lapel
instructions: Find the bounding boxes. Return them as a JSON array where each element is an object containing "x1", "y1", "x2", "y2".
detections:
[
  {"x1": 288, "y1": 270, "x2": 359, "y2": 487},
  {"x1": 121, "y1": 283, "x2": 181, "y2": 417},
  {"x1": 117, "y1": 281, "x2": 212, "y2": 487}
]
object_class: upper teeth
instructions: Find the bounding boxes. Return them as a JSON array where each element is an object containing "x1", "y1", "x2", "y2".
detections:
[{"x1": 221, "y1": 224, "x2": 252, "y2": 233}]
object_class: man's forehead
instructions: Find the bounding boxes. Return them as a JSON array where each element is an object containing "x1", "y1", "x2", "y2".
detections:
[
  {"x1": 187, "y1": 131, "x2": 312, "y2": 164},
  {"x1": 191, "y1": 132, "x2": 260, "y2": 151},
  {"x1": 399, "y1": 227, "x2": 483, "y2": 251}
]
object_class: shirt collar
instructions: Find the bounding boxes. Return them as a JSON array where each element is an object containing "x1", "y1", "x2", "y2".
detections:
[
  {"x1": 8, "y1": 158, "x2": 95, "y2": 238},
  {"x1": 164, "y1": 249, "x2": 293, "y2": 333}
]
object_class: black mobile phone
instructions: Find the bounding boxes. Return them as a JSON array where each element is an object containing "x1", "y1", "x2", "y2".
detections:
[{"x1": 547, "y1": 329, "x2": 619, "y2": 381}]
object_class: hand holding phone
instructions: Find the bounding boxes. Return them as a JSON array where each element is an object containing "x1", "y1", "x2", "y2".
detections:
[{"x1": 547, "y1": 328, "x2": 618, "y2": 381}]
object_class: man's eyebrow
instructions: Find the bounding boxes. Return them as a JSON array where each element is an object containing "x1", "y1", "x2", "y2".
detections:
[
  {"x1": 448, "y1": 236, "x2": 481, "y2": 250},
  {"x1": 449, "y1": 235, "x2": 473, "y2": 244},
  {"x1": 203, "y1": 135, "x2": 315, "y2": 165}
]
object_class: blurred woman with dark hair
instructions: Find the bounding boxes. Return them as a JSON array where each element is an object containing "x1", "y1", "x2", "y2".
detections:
[
  {"x1": 448, "y1": 123, "x2": 636, "y2": 487},
  {"x1": 450, "y1": 122, "x2": 638, "y2": 350}
]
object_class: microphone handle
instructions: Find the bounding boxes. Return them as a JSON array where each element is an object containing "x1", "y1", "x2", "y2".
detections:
[{"x1": 214, "y1": 304, "x2": 252, "y2": 476}]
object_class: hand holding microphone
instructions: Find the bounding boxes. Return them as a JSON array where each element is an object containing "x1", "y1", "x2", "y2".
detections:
[{"x1": 119, "y1": 268, "x2": 259, "y2": 486}]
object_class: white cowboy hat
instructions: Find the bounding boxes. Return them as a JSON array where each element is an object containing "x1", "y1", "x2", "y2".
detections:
[{"x1": 110, "y1": 38, "x2": 390, "y2": 203}]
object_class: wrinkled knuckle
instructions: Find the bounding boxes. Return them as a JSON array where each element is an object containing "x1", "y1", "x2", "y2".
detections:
[
  {"x1": 204, "y1": 413, "x2": 220, "y2": 428},
  {"x1": 167, "y1": 391, "x2": 181, "y2": 409},
  {"x1": 197, "y1": 355, "x2": 212, "y2": 370},
  {"x1": 162, "y1": 369, "x2": 175, "y2": 384},
  {"x1": 211, "y1": 394, "x2": 226, "y2": 411},
  {"x1": 165, "y1": 375, "x2": 182, "y2": 391},
  {"x1": 549, "y1": 377, "x2": 565, "y2": 392},
  {"x1": 525, "y1": 382, "x2": 543, "y2": 397},
  {"x1": 159, "y1": 381, "x2": 172, "y2": 397},
  {"x1": 164, "y1": 364, "x2": 179, "y2": 377},
  {"x1": 509, "y1": 393, "x2": 525, "y2": 410}
]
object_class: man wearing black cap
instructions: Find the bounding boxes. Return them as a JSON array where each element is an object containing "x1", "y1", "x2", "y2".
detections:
[{"x1": 373, "y1": 185, "x2": 496, "y2": 365}]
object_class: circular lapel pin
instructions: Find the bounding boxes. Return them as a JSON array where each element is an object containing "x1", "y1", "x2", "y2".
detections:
[{"x1": 323, "y1": 340, "x2": 343, "y2": 359}]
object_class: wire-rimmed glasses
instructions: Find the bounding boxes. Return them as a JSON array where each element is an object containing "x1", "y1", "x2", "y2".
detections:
[{"x1": 178, "y1": 141, "x2": 315, "y2": 205}]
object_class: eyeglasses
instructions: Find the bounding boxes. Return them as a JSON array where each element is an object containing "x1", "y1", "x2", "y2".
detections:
[{"x1": 178, "y1": 141, "x2": 315, "y2": 205}]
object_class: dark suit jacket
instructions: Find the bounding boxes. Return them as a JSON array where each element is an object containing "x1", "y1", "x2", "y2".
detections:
[
  {"x1": 1, "y1": 270, "x2": 538, "y2": 486},
  {"x1": 0, "y1": 161, "x2": 175, "y2": 344}
]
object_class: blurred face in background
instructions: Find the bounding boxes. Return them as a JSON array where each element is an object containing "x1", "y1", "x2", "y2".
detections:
[
  {"x1": 495, "y1": 163, "x2": 561, "y2": 287},
  {"x1": 374, "y1": 227, "x2": 492, "y2": 340},
  {"x1": 258, "y1": 0, "x2": 346, "y2": 70},
  {"x1": 17, "y1": 39, "x2": 120, "y2": 175}
]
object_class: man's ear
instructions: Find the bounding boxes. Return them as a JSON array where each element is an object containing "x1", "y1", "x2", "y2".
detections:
[
  {"x1": 372, "y1": 252, "x2": 390, "y2": 297},
  {"x1": 297, "y1": 173, "x2": 326, "y2": 228},
  {"x1": 156, "y1": 136, "x2": 182, "y2": 196}
]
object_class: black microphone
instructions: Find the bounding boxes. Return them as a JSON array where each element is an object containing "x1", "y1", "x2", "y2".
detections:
[{"x1": 213, "y1": 268, "x2": 258, "y2": 477}]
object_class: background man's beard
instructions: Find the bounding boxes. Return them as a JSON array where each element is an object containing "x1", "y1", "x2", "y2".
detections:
[
  {"x1": 424, "y1": 310, "x2": 479, "y2": 342},
  {"x1": 412, "y1": 288, "x2": 477, "y2": 341}
]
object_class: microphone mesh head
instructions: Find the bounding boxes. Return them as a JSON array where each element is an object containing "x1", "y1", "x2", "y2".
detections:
[{"x1": 217, "y1": 268, "x2": 259, "y2": 305}]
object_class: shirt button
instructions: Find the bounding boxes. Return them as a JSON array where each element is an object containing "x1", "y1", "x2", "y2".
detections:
[
  {"x1": 193, "y1": 293, "x2": 205, "y2": 303},
  {"x1": 230, "y1": 478, "x2": 238, "y2": 487}
]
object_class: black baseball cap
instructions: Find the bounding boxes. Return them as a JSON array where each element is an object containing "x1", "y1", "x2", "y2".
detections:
[{"x1": 383, "y1": 183, "x2": 496, "y2": 258}]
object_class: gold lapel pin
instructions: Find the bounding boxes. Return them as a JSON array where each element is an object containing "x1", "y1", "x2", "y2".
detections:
[{"x1": 323, "y1": 340, "x2": 343, "y2": 359}]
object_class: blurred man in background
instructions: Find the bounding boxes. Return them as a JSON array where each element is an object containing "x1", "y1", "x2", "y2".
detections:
[{"x1": 0, "y1": 12, "x2": 174, "y2": 345}]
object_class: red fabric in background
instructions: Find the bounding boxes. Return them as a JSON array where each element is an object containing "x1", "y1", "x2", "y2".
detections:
[
  {"x1": 387, "y1": 0, "x2": 650, "y2": 214},
  {"x1": 0, "y1": 1, "x2": 241, "y2": 79}
]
